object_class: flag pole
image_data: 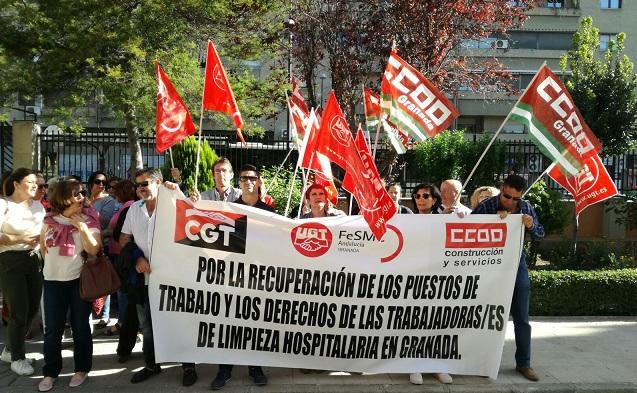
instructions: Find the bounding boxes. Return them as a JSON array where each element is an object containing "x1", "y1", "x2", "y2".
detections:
[
  {"x1": 284, "y1": 164, "x2": 300, "y2": 217},
  {"x1": 458, "y1": 61, "x2": 547, "y2": 203},
  {"x1": 264, "y1": 147, "x2": 294, "y2": 196},
  {"x1": 522, "y1": 164, "x2": 554, "y2": 197},
  {"x1": 193, "y1": 42, "x2": 210, "y2": 193},
  {"x1": 168, "y1": 147, "x2": 175, "y2": 169}
]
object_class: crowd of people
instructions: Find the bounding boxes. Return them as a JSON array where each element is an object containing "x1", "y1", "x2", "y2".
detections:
[{"x1": 0, "y1": 159, "x2": 544, "y2": 391}]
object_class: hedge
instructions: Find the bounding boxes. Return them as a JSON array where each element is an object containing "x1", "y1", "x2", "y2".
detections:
[{"x1": 530, "y1": 269, "x2": 637, "y2": 316}]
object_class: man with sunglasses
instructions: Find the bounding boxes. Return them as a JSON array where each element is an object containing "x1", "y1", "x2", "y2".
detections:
[
  {"x1": 472, "y1": 175, "x2": 545, "y2": 382},
  {"x1": 120, "y1": 168, "x2": 198, "y2": 387},
  {"x1": 209, "y1": 164, "x2": 271, "y2": 390},
  {"x1": 190, "y1": 157, "x2": 241, "y2": 203}
]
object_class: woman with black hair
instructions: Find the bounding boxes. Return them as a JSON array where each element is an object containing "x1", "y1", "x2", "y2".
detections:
[
  {"x1": 410, "y1": 183, "x2": 443, "y2": 215},
  {"x1": 0, "y1": 168, "x2": 45, "y2": 376}
]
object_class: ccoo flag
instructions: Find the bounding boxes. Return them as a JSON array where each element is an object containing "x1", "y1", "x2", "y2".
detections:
[
  {"x1": 155, "y1": 62, "x2": 197, "y2": 153},
  {"x1": 509, "y1": 65, "x2": 602, "y2": 175}
]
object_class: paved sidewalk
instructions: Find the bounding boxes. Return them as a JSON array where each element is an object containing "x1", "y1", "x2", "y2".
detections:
[{"x1": 1, "y1": 317, "x2": 636, "y2": 392}]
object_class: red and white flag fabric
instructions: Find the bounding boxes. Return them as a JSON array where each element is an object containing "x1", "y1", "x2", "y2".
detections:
[
  {"x1": 288, "y1": 79, "x2": 311, "y2": 148},
  {"x1": 381, "y1": 49, "x2": 458, "y2": 141},
  {"x1": 297, "y1": 110, "x2": 338, "y2": 204},
  {"x1": 364, "y1": 87, "x2": 409, "y2": 154},
  {"x1": 342, "y1": 126, "x2": 397, "y2": 241},
  {"x1": 155, "y1": 63, "x2": 197, "y2": 153},
  {"x1": 202, "y1": 40, "x2": 246, "y2": 144},
  {"x1": 509, "y1": 65, "x2": 602, "y2": 176},
  {"x1": 548, "y1": 154, "x2": 618, "y2": 217},
  {"x1": 307, "y1": 91, "x2": 395, "y2": 239}
]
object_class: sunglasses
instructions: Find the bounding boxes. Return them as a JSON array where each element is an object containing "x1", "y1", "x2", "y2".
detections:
[
  {"x1": 413, "y1": 193, "x2": 431, "y2": 200},
  {"x1": 502, "y1": 193, "x2": 521, "y2": 201},
  {"x1": 239, "y1": 175, "x2": 258, "y2": 183},
  {"x1": 93, "y1": 179, "x2": 108, "y2": 186},
  {"x1": 37, "y1": 184, "x2": 48, "y2": 190},
  {"x1": 72, "y1": 190, "x2": 86, "y2": 198},
  {"x1": 135, "y1": 181, "x2": 150, "y2": 188}
]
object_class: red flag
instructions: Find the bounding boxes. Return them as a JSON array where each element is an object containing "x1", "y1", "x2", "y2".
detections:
[
  {"x1": 343, "y1": 126, "x2": 397, "y2": 240},
  {"x1": 291, "y1": 78, "x2": 310, "y2": 114},
  {"x1": 548, "y1": 154, "x2": 618, "y2": 217},
  {"x1": 312, "y1": 91, "x2": 357, "y2": 170},
  {"x1": 202, "y1": 41, "x2": 245, "y2": 144},
  {"x1": 364, "y1": 87, "x2": 409, "y2": 153},
  {"x1": 510, "y1": 65, "x2": 602, "y2": 175},
  {"x1": 296, "y1": 110, "x2": 338, "y2": 204},
  {"x1": 155, "y1": 63, "x2": 197, "y2": 153},
  {"x1": 381, "y1": 49, "x2": 458, "y2": 140}
]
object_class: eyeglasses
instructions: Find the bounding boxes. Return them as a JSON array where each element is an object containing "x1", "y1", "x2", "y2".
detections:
[
  {"x1": 93, "y1": 179, "x2": 108, "y2": 186},
  {"x1": 37, "y1": 184, "x2": 48, "y2": 190},
  {"x1": 135, "y1": 181, "x2": 150, "y2": 188},
  {"x1": 413, "y1": 193, "x2": 431, "y2": 200},
  {"x1": 239, "y1": 175, "x2": 258, "y2": 183},
  {"x1": 502, "y1": 193, "x2": 521, "y2": 201}
]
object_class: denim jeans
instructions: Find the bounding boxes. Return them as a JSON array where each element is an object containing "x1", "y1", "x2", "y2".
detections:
[
  {"x1": 511, "y1": 252, "x2": 532, "y2": 367},
  {"x1": 136, "y1": 286, "x2": 194, "y2": 370},
  {"x1": 43, "y1": 279, "x2": 93, "y2": 378}
]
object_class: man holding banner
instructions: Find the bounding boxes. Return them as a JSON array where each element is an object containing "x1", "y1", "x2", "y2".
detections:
[{"x1": 472, "y1": 175, "x2": 545, "y2": 382}]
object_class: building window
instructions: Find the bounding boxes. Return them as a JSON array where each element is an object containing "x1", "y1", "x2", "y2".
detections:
[
  {"x1": 600, "y1": 0, "x2": 621, "y2": 9},
  {"x1": 547, "y1": 0, "x2": 564, "y2": 8},
  {"x1": 600, "y1": 34, "x2": 616, "y2": 51},
  {"x1": 509, "y1": 31, "x2": 573, "y2": 50}
]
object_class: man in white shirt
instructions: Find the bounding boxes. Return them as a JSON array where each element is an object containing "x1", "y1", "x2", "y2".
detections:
[
  {"x1": 440, "y1": 179, "x2": 472, "y2": 215},
  {"x1": 120, "y1": 168, "x2": 197, "y2": 386},
  {"x1": 190, "y1": 157, "x2": 241, "y2": 202}
]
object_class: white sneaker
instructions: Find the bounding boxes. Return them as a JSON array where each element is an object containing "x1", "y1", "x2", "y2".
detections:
[
  {"x1": 409, "y1": 373, "x2": 423, "y2": 385},
  {"x1": 1, "y1": 348, "x2": 34, "y2": 364},
  {"x1": 0, "y1": 347, "x2": 11, "y2": 363},
  {"x1": 434, "y1": 372, "x2": 453, "y2": 384},
  {"x1": 11, "y1": 358, "x2": 34, "y2": 376}
]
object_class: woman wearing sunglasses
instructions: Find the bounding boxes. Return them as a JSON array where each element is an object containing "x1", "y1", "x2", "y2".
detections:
[
  {"x1": 38, "y1": 177, "x2": 101, "y2": 391},
  {"x1": 410, "y1": 184, "x2": 443, "y2": 215},
  {"x1": 86, "y1": 171, "x2": 120, "y2": 328}
]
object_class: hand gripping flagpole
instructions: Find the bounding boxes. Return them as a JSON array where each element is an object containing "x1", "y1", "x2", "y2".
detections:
[{"x1": 457, "y1": 62, "x2": 547, "y2": 204}]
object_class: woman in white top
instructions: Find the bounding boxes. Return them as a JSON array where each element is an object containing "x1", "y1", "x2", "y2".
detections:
[
  {"x1": 38, "y1": 177, "x2": 101, "y2": 392},
  {"x1": 0, "y1": 168, "x2": 45, "y2": 376}
]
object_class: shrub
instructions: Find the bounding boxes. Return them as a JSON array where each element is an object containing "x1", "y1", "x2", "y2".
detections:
[
  {"x1": 259, "y1": 165, "x2": 302, "y2": 216},
  {"x1": 160, "y1": 136, "x2": 216, "y2": 193},
  {"x1": 530, "y1": 269, "x2": 637, "y2": 315},
  {"x1": 544, "y1": 240, "x2": 637, "y2": 270}
]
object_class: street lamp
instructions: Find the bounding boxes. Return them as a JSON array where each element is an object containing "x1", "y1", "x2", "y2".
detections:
[{"x1": 320, "y1": 73, "x2": 326, "y2": 107}]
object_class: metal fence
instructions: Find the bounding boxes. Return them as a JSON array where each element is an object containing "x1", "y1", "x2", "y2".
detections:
[
  {"x1": 34, "y1": 128, "x2": 637, "y2": 193},
  {"x1": 0, "y1": 122, "x2": 12, "y2": 175}
]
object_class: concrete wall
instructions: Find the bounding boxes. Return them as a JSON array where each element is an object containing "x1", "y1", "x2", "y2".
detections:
[{"x1": 12, "y1": 120, "x2": 37, "y2": 170}]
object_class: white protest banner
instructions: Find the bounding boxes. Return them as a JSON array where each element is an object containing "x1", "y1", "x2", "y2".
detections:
[{"x1": 150, "y1": 187, "x2": 524, "y2": 378}]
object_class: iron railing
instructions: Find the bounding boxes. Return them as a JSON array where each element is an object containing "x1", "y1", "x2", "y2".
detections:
[
  {"x1": 0, "y1": 122, "x2": 12, "y2": 175},
  {"x1": 35, "y1": 128, "x2": 636, "y2": 193}
]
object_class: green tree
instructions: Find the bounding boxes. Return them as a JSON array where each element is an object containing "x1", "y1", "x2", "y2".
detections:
[
  {"x1": 409, "y1": 130, "x2": 505, "y2": 194},
  {"x1": 260, "y1": 166, "x2": 302, "y2": 216},
  {"x1": 0, "y1": 0, "x2": 288, "y2": 176},
  {"x1": 160, "y1": 136, "x2": 216, "y2": 193},
  {"x1": 560, "y1": 16, "x2": 637, "y2": 156}
]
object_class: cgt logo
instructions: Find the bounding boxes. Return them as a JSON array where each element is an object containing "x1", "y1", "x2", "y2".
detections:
[
  {"x1": 291, "y1": 222, "x2": 332, "y2": 258},
  {"x1": 174, "y1": 200, "x2": 247, "y2": 253},
  {"x1": 445, "y1": 223, "x2": 507, "y2": 248}
]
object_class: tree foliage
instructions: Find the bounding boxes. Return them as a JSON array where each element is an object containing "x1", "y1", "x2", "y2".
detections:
[
  {"x1": 260, "y1": 166, "x2": 302, "y2": 216},
  {"x1": 0, "y1": 0, "x2": 288, "y2": 175},
  {"x1": 409, "y1": 130, "x2": 505, "y2": 194},
  {"x1": 291, "y1": 0, "x2": 536, "y2": 118},
  {"x1": 560, "y1": 16, "x2": 637, "y2": 156}
]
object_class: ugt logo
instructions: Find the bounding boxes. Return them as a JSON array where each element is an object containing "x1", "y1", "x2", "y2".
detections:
[
  {"x1": 291, "y1": 222, "x2": 332, "y2": 258},
  {"x1": 174, "y1": 200, "x2": 247, "y2": 254},
  {"x1": 329, "y1": 115, "x2": 352, "y2": 147}
]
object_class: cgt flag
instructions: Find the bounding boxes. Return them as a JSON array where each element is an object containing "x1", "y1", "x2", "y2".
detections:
[
  {"x1": 381, "y1": 49, "x2": 458, "y2": 141},
  {"x1": 548, "y1": 154, "x2": 618, "y2": 217},
  {"x1": 155, "y1": 63, "x2": 197, "y2": 153},
  {"x1": 364, "y1": 87, "x2": 409, "y2": 154},
  {"x1": 509, "y1": 65, "x2": 602, "y2": 175},
  {"x1": 202, "y1": 40, "x2": 246, "y2": 144},
  {"x1": 342, "y1": 126, "x2": 397, "y2": 241}
]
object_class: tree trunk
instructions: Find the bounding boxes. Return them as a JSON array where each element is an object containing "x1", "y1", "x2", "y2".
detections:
[{"x1": 125, "y1": 105, "x2": 143, "y2": 180}]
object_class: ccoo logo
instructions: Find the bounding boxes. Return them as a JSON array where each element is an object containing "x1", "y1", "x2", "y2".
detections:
[
  {"x1": 174, "y1": 200, "x2": 247, "y2": 253},
  {"x1": 291, "y1": 222, "x2": 333, "y2": 257},
  {"x1": 329, "y1": 115, "x2": 352, "y2": 147},
  {"x1": 445, "y1": 223, "x2": 507, "y2": 248}
]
